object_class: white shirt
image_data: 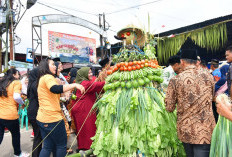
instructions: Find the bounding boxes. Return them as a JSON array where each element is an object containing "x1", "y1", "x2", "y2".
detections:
[{"x1": 161, "y1": 65, "x2": 176, "y2": 89}]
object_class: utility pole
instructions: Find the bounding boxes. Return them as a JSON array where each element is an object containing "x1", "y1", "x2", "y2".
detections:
[
  {"x1": 103, "y1": 13, "x2": 106, "y2": 58},
  {"x1": 9, "y1": 0, "x2": 14, "y2": 61},
  {"x1": 99, "y1": 14, "x2": 103, "y2": 59},
  {"x1": 3, "y1": 0, "x2": 14, "y2": 69},
  {"x1": 4, "y1": 0, "x2": 9, "y2": 69}
]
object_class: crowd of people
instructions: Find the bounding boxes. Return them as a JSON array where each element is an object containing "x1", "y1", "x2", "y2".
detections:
[
  {"x1": 0, "y1": 57, "x2": 109, "y2": 157},
  {"x1": 164, "y1": 45, "x2": 232, "y2": 157},
  {"x1": 1, "y1": 46, "x2": 232, "y2": 157}
]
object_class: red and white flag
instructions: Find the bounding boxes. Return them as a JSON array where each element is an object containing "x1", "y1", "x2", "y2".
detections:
[{"x1": 168, "y1": 34, "x2": 175, "y2": 38}]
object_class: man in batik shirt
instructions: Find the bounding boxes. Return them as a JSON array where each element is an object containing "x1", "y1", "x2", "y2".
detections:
[{"x1": 165, "y1": 49, "x2": 216, "y2": 157}]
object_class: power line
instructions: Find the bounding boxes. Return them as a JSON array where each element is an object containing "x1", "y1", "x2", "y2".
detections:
[
  {"x1": 37, "y1": 1, "x2": 78, "y2": 17},
  {"x1": 36, "y1": 1, "x2": 118, "y2": 39},
  {"x1": 106, "y1": 0, "x2": 164, "y2": 15},
  {"x1": 37, "y1": 1, "x2": 98, "y2": 16}
]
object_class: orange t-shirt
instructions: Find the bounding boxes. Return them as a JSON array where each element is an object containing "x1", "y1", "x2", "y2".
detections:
[
  {"x1": 37, "y1": 74, "x2": 62, "y2": 123},
  {"x1": 0, "y1": 80, "x2": 22, "y2": 120}
]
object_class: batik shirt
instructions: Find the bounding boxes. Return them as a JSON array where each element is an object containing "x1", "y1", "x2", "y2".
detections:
[
  {"x1": 165, "y1": 65, "x2": 216, "y2": 144},
  {"x1": 227, "y1": 63, "x2": 232, "y2": 95}
]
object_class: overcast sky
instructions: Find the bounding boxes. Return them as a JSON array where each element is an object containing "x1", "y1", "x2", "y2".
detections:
[{"x1": 7, "y1": 0, "x2": 232, "y2": 56}]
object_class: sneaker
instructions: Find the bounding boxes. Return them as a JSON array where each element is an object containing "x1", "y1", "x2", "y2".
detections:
[
  {"x1": 14, "y1": 152, "x2": 30, "y2": 157},
  {"x1": 30, "y1": 131, "x2": 34, "y2": 138}
]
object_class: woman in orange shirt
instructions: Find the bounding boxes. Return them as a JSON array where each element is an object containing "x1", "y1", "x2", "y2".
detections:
[
  {"x1": 36, "y1": 58, "x2": 85, "y2": 157},
  {"x1": 0, "y1": 68, "x2": 29, "y2": 157}
]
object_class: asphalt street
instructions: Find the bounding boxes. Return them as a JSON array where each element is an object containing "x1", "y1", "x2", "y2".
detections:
[{"x1": 0, "y1": 126, "x2": 77, "y2": 157}]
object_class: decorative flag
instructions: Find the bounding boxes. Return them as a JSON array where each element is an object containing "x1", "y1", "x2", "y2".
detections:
[{"x1": 168, "y1": 34, "x2": 175, "y2": 38}]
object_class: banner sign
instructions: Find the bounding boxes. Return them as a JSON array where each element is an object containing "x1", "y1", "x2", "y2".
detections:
[
  {"x1": 26, "y1": 48, "x2": 33, "y2": 62},
  {"x1": 8, "y1": 60, "x2": 33, "y2": 69},
  {"x1": 48, "y1": 31, "x2": 96, "y2": 64}
]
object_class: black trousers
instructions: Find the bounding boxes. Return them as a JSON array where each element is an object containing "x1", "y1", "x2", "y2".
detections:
[
  {"x1": 212, "y1": 101, "x2": 218, "y2": 123},
  {"x1": 30, "y1": 119, "x2": 42, "y2": 157},
  {"x1": 0, "y1": 118, "x2": 21, "y2": 156},
  {"x1": 183, "y1": 143, "x2": 210, "y2": 157}
]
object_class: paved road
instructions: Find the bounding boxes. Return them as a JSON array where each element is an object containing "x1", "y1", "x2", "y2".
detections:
[{"x1": 0, "y1": 126, "x2": 77, "y2": 157}]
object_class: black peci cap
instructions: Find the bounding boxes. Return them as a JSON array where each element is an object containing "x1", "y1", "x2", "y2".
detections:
[
  {"x1": 211, "y1": 59, "x2": 219, "y2": 65},
  {"x1": 180, "y1": 49, "x2": 197, "y2": 60}
]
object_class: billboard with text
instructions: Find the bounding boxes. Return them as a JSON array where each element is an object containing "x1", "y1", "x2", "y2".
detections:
[{"x1": 48, "y1": 31, "x2": 96, "y2": 63}]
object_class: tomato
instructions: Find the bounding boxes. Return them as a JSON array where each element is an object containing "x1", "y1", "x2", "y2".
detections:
[
  {"x1": 132, "y1": 80, "x2": 138, "y2": 88},
  {"x1": 148, "y1": 63, "x2": 151, "y2": 67},
  {"x1": 71, "y1": 94, "x2": 77, "y2": 100},
  {"x1": 136, "y1": 65, "x2": 141, "y2": 70},
  {"x1": 137, "y1": 61, "x2": 141, "y2": 65},
  {"x1": 126, "y1": 32, "x2": 131, "y2": 36},
  {"x1": 153, "y1": 75, "x2": 159, "y2": 82},
  {"x1": 114, "y1": 81, "x2": 121, "y2": 88},
  {"x1": 133, "y1": 61, "x2": 138, "y2": 65},
  {"x1": 124, "y1": 67, "x2": 128, "y2": 71},
  {"x1": 110, "y1": 66, "x2": 114, "y2": 70},
  {"x1": 103, "y1": 85, "x2": 108, "y2": 91},
  {"x1": 145, "y1": 63, "x2": 149, "y2": 67},
  {"x1": 140, "y1": 64, "x2": 144, "y2": 68},
  {"x1": 141, "y1": 60, "x2": 145, "y2": 64},
  {"x1": 114, "y1": 73, "x2": 120, "y2": 80},
  {"x1": 151, "y1": 64, "x2": 157, "y2": 68},
  {"x1": 145, "y1": 59, "x2": 149, "y2": 63},
  {"x1": 120, "y1": 62, "x2": 125, "y2": 66},
  {"x1": 121, "y1": 82, "x2": 126, "y2": 88},
  {"x1": 126, "y1": 81, "x2": 132, "y2": 88},
  {"x1": 124, "y1": 62, "x2": 129, "y2": 67},
  {"x1": 138, "y1": 78, "x2": 145, "y2": 86},
  {"x1": 148, "y1": 75, "x2": 153, "y2": 80},
  {"x1": 154, "y1": 76, "x2": 164, "y2": 83},
  {"x1": 158, "y1": 78, "x2": 164, "y2": 83},
  {"x1": 107, "y1": 84, "x2": 112, "y2": 89},
  {"x1": 144, "y1": 78, "x2": 150, "y2": 84},
  {"x1": 113, "y1": 66, "x2": 118, "y2": 72},
  {"x1": 128, "y1": 66, "x2": 132, "y2": 71},
  {"x1": 128, "y1": 62, "x2": 133, "y2": 66},
  {"x1": 132, "y1": 66, "x2": 137, "y2": 70},
  {"x1": 116, "y1": 63, "x2": 121, "y2": 68},
  {"x1": 107, "y1": 70, "x2": 112, "y2": 75},
  {"x1": 121, "y1": 34, "x2": 125, "y2": 38},
  {"x1": 120, "y1": 67, "x2": 124, "y2": 71}
]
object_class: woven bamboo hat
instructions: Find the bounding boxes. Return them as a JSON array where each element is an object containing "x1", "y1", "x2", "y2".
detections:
[{"x1": 117, "y1": 25, "x2": 145, "y2": 46}]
